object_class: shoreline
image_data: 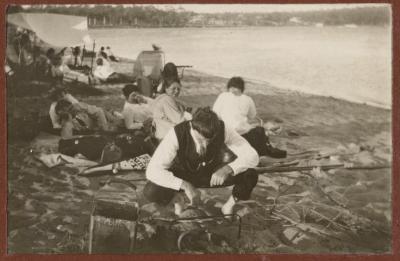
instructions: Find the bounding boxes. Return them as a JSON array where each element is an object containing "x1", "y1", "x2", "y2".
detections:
[
  {"x1": 105, "y1": 56, "x2": 391, "y2": 110},
  {"x1": 179, "y1": 68, "x2": 391, "y2": 111},
  {"x1": 107, "y1": 57, "x2": 391, "y2": 110}
]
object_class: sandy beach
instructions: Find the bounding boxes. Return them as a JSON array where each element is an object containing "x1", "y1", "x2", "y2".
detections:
[{"x1": 7, "y1": 64, "x2": 392, "y2": 253}]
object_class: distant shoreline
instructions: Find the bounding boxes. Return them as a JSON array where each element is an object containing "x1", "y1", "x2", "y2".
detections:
[{"x1": 88, "y1": 24, "x2": 389, "y2": 30}]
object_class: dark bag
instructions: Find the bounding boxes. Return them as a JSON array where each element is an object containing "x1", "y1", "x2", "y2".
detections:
[
  {"x1": 58, "y1": 135, "x2": 108, "y2": 161},
  {"x1": 100, "y1": 143, "x2": 123, "y2": 164},
  {"x1": 114, "y1": 134, "x2": 150, "y2": 159}
]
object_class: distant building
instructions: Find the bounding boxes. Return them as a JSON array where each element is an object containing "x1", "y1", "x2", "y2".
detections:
[
  {"x1": 315, "y1": 23, "x2": 324, "y2": 27},
  {"x1": 289, "y1": 17, "x2": 302, "y2": 24},
  {"x1": 188, "y1": 14, "x2": 205, "y2": 27},
  {"x1": 208, "y1": 18, "x2": 225, "y2": 26}
]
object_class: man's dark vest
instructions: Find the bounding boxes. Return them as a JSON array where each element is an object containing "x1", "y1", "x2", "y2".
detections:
[{"x1": 171, "y1": 120, "x2": 225, "y2": 180}]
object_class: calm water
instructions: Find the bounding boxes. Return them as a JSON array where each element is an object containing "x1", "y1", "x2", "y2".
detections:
[{"x1": 90, "y1": 26, "x2": 391, "y2": 108}]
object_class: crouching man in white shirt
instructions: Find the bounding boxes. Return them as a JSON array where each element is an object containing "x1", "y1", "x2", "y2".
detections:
[{"x1": 144, "y1": 107, "x2": 259, "y2": 215}]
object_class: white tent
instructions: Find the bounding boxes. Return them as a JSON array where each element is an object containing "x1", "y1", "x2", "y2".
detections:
[{"x1": 7, "y1": 13, "x2": 93, "y2": 48}]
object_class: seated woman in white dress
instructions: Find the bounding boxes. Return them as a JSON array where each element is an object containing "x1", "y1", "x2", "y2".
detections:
[
  {"x1": 213, "y1": 76, "x2": 286, "y2": 158},
  {"x1": 152, "y1": 80, "x2": 192, "y2": 140}
]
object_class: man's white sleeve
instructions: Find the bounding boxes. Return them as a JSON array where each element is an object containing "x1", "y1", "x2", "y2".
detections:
[{"x1": 146, "y1": 129, "x2": 183, "y2": 190}]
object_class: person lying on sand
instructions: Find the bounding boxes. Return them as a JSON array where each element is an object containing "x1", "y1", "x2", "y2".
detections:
[
  {"x1": 48, "y1": 86, "x2": 79, "y2": 131},
  {"x1": 55, "y1": 99, "x2": 123, "y2": 139},
  {"x1": 49, "y1": 55, "x2": 91, "y2": 85},
  {"x1": 121, "y1": 84, "x2": 154, "y2": 134},
  {"x1": 105, "y1": 46, "x2": 120, "y2": 62},
  {"x1": 92, "y1": 58, "x2": 132, "y2": 83},
  {"x1": 213, "y1": 76, "x2": 286, "y2": 159},
  {"x1": 144, "y1": 107, "x2": 259, "y2": 216},
  {"x1": 152, "y1": 79, "x2": 192, "y2": 140}
]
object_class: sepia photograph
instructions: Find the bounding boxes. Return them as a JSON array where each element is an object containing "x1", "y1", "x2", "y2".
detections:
[{"x1": 5, "y1": 3, "x2": 393, "y2": 255}]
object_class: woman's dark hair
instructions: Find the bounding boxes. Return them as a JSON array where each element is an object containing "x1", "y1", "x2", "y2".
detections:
[
  {"x1": 162, "y1": 62, "x2": 179, "y2": 81},
  {"x1": 191, "y1": 107, "x2": 221, "y2": 139},
  {"x1": 227, "y1": 76, "x2": 245, "y2": 92},
  {"x1": 159, "y1": 62, "x2": 180, "y2": 93},
  {"x1": 122, "y1": 84, "x2": 140, "y2": 99}
]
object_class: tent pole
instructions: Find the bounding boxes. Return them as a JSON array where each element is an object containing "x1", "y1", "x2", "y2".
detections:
[
  {"x1": 90, "y1": 40, "x2": 96, "y2": 73},
  {"x1": 81, "y1": 44, "x2": 85, "y2": 66}
]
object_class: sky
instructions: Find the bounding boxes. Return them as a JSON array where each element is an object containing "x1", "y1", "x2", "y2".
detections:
[{"x1": 150, "y1": 3, "x2": 386, "y2": 13}]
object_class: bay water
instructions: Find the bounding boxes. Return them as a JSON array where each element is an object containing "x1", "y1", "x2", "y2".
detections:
[{"x1": 90, "y1": 26, "x2": 391, "y2": 108}]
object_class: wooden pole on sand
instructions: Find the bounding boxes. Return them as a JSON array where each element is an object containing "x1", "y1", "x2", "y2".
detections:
[{"x1": 90, "y1": 40, "x2": 96, "y2": 73}]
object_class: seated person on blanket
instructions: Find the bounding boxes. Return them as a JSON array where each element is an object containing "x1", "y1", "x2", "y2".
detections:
[
  {"x1": 122, "y1": 84, "x2": 154, "y2": 135},
  {"x1": 55, "y1": 99, "x2": 122, "y2": 139},
  {"x1": 144, "y1": 107, "x2": 259, "y2": 215},
  {"x1": 93, "y1": 58, "x2": 132, "y2": 83},
  {"x1": 213, "y1": 76, "x2": 286, "y2": 159}
]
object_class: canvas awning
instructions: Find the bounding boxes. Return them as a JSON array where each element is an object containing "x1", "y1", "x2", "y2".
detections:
[{"x1": 7, "y1": 13, "x2": 93, "y2": 48}]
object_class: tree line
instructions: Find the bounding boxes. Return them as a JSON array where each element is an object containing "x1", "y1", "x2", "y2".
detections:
[{"x1": 8, "y1": 5, "x2": 390, "y2": 27}]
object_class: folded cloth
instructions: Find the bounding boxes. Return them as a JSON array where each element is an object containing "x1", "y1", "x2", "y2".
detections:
[
  {"x1": 37, "y1": 153, "x2": 98, "y2": 168},
  {"x1": 120, "y1": 154, "x2": 151, "y2": 170}
]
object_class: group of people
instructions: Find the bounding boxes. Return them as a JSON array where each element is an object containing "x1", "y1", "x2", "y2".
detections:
[
  {"x1": 92, "y1": 46, "x2": 136, "y2": 83},
  {"x1": 6, "y1": 26, "x2": 125, "y2": 85},
  {"x1": 48, "y1": 62, "x2": 287, "y2": 216}
]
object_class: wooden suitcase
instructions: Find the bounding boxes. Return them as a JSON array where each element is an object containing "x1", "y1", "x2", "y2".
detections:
[{"x1": 88, "y1": 176, "x2": 144, "y2": 254}]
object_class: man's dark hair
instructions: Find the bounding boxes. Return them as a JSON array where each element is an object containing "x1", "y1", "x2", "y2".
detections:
[
  {"x1": 55, "y1": 99, "x2": 73, "y2": 115},
  {"x1": 96, "y1": 58, "x2": 103, "y2": 66},
  {"x1": 122, "y1": 84, "x2": 140, "y2": 99},
  {"x1": 73, "y1": 46, "x2": 81, "y2": 56},
  {"x1": 49, "y1": 86, "x2": 67, "y2": 101},
  {"x1": 191, "y1": 107, "x2": 221, "y2": 139},
  {"x1": 46, "y1": 48, "x2": 55, "y2": 58},
  {"x1": 227, "y1": 76, "x2": 245, "y2": 92}
]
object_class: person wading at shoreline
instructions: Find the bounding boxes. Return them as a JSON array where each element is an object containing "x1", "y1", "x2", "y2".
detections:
[{"x1": 144, "y1": 107, "x2": 259, "y2": 215}]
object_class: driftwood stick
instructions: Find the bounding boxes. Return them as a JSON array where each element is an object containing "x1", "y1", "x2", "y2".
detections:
[{"x1": 256, "y1": 163, "x2": 391, "y2": 174}]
